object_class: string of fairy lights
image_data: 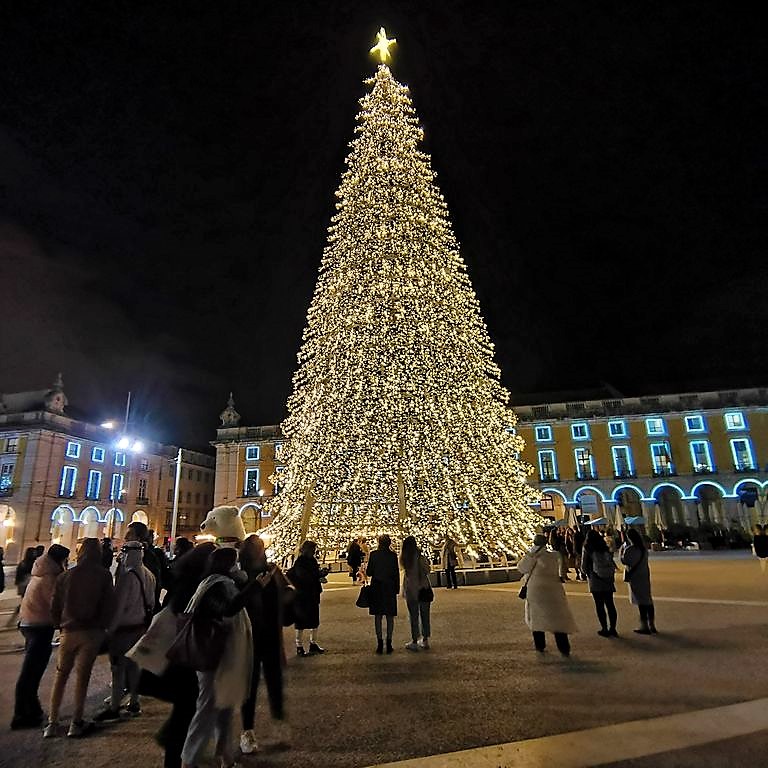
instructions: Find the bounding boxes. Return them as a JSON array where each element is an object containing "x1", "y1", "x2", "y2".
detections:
[{"x1": 264, "y1": 30, "x2": 543, "y2": 558}]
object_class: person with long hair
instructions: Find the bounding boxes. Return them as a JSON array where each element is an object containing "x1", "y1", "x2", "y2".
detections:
[
  {"x1": 620, "y1": 528, "x2": 656, "y2": 634},
  {"x1": 366, "y1": 534, "x2": 400, "y2": 654},
  {"x1": 400, "y1": 536, "x2": 432, "y2": 651},
  {"x1": 286, "y1": 540, "x2": 328, "y2": 656},
  {"x1": 582, "y1": 529, "x2": 618, "y2": 637}
]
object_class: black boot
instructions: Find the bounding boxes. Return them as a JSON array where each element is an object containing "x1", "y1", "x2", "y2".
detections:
[
  {"x1": 308, "y1": 642, "x2": 325, "y2": 654},
  {"x1": 385, "y1": 638, "x2": 393, "y2": 654},
  {"x1": 375, "y1": 639, "x2": 383, "y2": 655}
]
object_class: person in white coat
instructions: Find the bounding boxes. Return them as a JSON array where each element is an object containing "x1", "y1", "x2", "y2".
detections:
[{"x1": 517, "y1": 534, "x2": 577, "y2": 656}]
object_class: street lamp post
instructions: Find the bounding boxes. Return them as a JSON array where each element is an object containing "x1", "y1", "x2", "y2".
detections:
[{"x1": 170, "y1": 447, "x2": 183, "y2": 544}]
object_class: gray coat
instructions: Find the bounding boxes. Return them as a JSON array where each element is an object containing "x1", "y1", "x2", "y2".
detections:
[{"x1": 620, "y1": 544, "x2": 653, "y2": 605}]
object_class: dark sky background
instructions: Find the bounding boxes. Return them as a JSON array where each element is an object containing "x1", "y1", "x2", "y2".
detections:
[{"x1": 1, "y1": 2, "x2": 766, "y2": 450}]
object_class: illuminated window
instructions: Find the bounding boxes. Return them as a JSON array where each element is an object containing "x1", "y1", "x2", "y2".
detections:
[
  {"x1": 574, "y1": 448, "x2": 594, "y2": 479},
  {"x1": 608, "y1": 421, "x2": 627, "y2": 438},
  {"x1": 244, "y1": 468, "x2": 260, "y2": 496},
  {"x1": 110, "y1": 473, "x2": 124, "y2": 501},
  {"x1": 140, "y1": 459, "x2": 149, "y2": 471},
  {"x1": 274, "y1": 465, "x2": 286, "y2": 495},
  {"x1": 650, "y1": 442, "x2": 674, "y2": 474},
  {"x1": 690, "y1": 441, "x2": 714, "y2": 472},
  {"x1": 65, "y1": 441, "x2": 81, "y2": 459},
  {"x1": 540, "y1": 494, "x2": 555, "y2": 512},
  {"x1": 534, "y1": 425, "x2": 552, "y2": 442},
  {"x1": 731, "y1": 439, "x2": 755, "y2": 471},
  {"x1": 91, "y1": 446, "x2": 105, "y2": 463},
  {"x1": 115, "y1": 451, "x2": 126, "y2": 467},
  {"x1": 724, "y1": 411, "x2": 746, "y2": 431},
  {"x1": 571, "y1": 423, "x2": 589, "y2": 440},
  {"x1": 86, "y1": 470, "x2": 101, "y2": 500},
  {"x1": 646, "y1": 418, "x2": 666, "y2": 436},
  {"x1": 0, "y1": 462, "x2": 15, "y2": 493},
  {"x1": 245, "y1": 445, "x2": 260, "y2": 461},
  {"x1": 612, "y1": 446, "x2": 634, "y2": 478},
  {"x1": 537, "y1": 450, "x2": 558, "y2": 482},
  {"x1": 6, "y1": 437, "x2": 19, "y2": 453},
  {"x1": 684, "y1": 415, "x2": 706, "y2": 433},
  {"x1": 59, "y1": 466, "x2": 77, "y2": 497}
]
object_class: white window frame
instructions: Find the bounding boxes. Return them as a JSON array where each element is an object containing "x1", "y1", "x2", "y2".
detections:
[
  {"x1": 608, "y1": 420, "x2": 627, "y2": 438},
  {"x1": 574, "y1": 448, "x2": 594, "y2": 479},
  {"x1": 689, "y1": 440, "x2": 714, "y2": 472},
  {"x1": 137, "y1": 477, "x2": 148, "y2": 499},
  {"x1": 245, "y1": 445, "x2": 260, "y2": 461},
  {"x1": 110, "y1": 473, "x2": 124, "y2": 501},
  {"x1": 139, "y1": 459, "x2": 150, "y2": 471},
  {"x1": 115, "y1": 451, "x2": 126, "y2": 467},
  {"x1": 612, "y1": 445, "x2": 634, "y2": 477},
  {"x1": 571, "y1": 422, "x2": 590, "y2": 440},
  {"x1": 6, "y1": 437, "x2": 19, "y2": 453},
  {"x1": 646, "y1": 418, "x2": 666, "y2": 436},
  {"x1": 244, "y1": 467, "x2": 260, "y2": 496},
  {"x1": 86, "y1": 469, "x2": 102, "y2": 499},
  {"x1": 65, "y1": 441, "x2": 81, "y2": 459},
  {"x1": 0, "y1": 461, "x2": 15, "y2": 492},
  {"x1": 730, "y1": 438, "x2": 755, "y2": 471},
  {"x1": 684, "y1": 414, "x2": 706, "y2": 433},
  {"x1": 91, "y1": 446, "x2": 105, "y2": 463},
  {"x1": 534, "y1": 425, "x2": 553, "y2": 442},
  {"x1": 537, "y1": 450, "x2": 558, "y2": 481},
  {"x1": 650, "y1": 442, "x2": 673, "y2": 474},
  {"x1": 59, "y1": 465, "x2": 77, "y2": 496},
  {"x1": 724, "y1": 411, "x2": 746, "y2": 431}
]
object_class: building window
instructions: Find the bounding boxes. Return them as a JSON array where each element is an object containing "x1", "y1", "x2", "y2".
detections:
[
  {"x1": 574, "y1": 448, "x2": 594, "y2": 480},
  {"x1": 137, "y1": 477, "x2": 148, "y2": 500},
  {"x1": 195, "y1": 492, "x2": 200, "y2": 504},
  {"x1": 684, "y1": 415, "x2": 706, "y2": 433},
  {"x1": 6, "y1": 437, "x2": 19, "y2": 453},
  {"x1": 612, "y1": 446, "x2": 634, "y2": 478},
  {"x1": 65, "y1": 441, "x2": 81, "y2": 459},
  {"x1": 59, "y1": 466, "x2": 77, "y2": 497},
  {"x1": 690, "y1": 440, "x2": 714, "y2": 473},
  {"x1": 537, "y1": 450, "x2": 558, "y2": 482},
  {"x1": 731, "y1": 439, "x2": 755, "y2": 471},
  {"x1": 92, "y1": 446, "x2": 105, "y2": 463},
  {"x1": 188, "y1": 469, "x2": 193, "y2": 480},
  {"x1": 196, "y1": 470, "x2": 202, "y2": 482},
  {"x1": 646, "y1": 418, "x2": 666, "y2": 436},
  {"x1": 608, "y1": 421, "x2": 627, "y2": 438},
  {"x1": 534, "y1": 425, "x2": 552, "y2": 442},
  {"x1": 115, "y1": 451, "x2": 126, "y2": 467},
  {"x1": 204, "y1": 494, "x2": 209, "y2": 506},
  {"x1": 0, "y1": 462, "x2": 15, "y2": 493},
  {"x1": 260, "y1": 507, "x2": 271, "y2": 519},
  {"x1": 724, "y1": 411, "x2": 746, "y2": 431},
  {"x1": 650, "y1": 443, "x2": 674, "y2": 475},
  {"x1": 186, "y1": 491, "x2": 192, "y2": 503},
  {"x1": 571, "y1": 423, "x2": 589, "y2": 440},
  {"x1": 139, "y1": 459, "x2": 149, "y2": 471},
  {"x1": 245, "y1": 445, "x2": 260, "y2": 461},
  {"x1": 273, "y1": 466, "x2": 286, "y2": 495},
  {"x1": 167, "y1": 488, "x2": 174, "y2": 503},
  {"x1": 86, "y1": 470, "x2": 101, "y2": 500},
  {"x1": 244, "y1": 468, "x2": 260, "y2": 496},
  {"x1": 274, "y1": 442, "x2": 284, "y2": 460},
  {"x1": 110, "y1": 473, "x2": 124, "y2": 501}
]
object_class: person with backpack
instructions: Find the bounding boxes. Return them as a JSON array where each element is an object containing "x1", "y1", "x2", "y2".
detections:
[
  {"x1": 94, "y1": 541, "x2": 156, "y2": 722},
  {"x1": 582, "y1": 529, "x2": 618, "y2": 637}
]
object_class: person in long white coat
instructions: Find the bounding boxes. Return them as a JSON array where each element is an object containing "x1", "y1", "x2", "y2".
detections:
[{"x1": 517, "y1": 534, "x2": 578, "y2": 656}]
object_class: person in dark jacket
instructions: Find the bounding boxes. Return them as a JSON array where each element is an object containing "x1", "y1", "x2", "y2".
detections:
[
  {"x1": 44, "y1": 538, "x2": 114, "y2": 738},
  {"x1": 753, "y1": 524, "x2": 768, "y2": 572},
  {"x1": 366, "y1": 534, "x2": 400, "y2": 654},
  {"x1": 582, "y1": 529, "x2": 618, "y2": 637},
  {"x1": 237, "y1": 535, "x2": 292, "y2": 754},
  {"x1": 12, "y1": 544, "x2": 69, "y2": 729},
  {"x1": 287, "y1": 540, "x2": 328, "y2": 657},
  {"x1": 15, "y1": 547, "x2": 37, "y2": 597},
  {"x1": 101, "y1": 538, "x2": 114, "y2": 570},
  {"x1": 0, "y1": 545, "x2": 5, "y2": 594},
  {"x1": 620, "y1": 528, "x2": 656, "y2": 634},
  {"x1": 346, "y1": 539, "x2": 363, "y2": 582}
]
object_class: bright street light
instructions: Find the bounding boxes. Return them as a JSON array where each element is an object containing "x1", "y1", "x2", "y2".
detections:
[
  {"x1": 132, "y1": 440, "x2": 144, "y2": 453},
  {"x1": 100, "y1": 421, "x2": 115, "y2": 429},
  {"x1": 117, "y1": 436, "x2": 131, "y2": 449}
]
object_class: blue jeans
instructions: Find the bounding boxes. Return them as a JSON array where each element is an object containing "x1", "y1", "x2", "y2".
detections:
[{"x1": 406, "y1": 598, "x2": 431, "y2": 642}]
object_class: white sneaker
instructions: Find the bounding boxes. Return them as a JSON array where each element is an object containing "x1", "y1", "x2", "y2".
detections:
[
  {"x1": 418, "y1": 638, "x2": 430, "y2": 650},
  {"x1": 43, "y1": 721, "x2": 59, "y2": 738},
  {"x1": 405, "y1": 641, "x2": 420, "y2": 652},
  {"x1": 239, "y1": 729, "x2": 259, "y2": 754}
]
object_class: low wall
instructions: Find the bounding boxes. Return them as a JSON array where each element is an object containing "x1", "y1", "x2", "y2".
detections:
[{"x1": 429, "y1": 566, "x2": 522, "y2": 587}]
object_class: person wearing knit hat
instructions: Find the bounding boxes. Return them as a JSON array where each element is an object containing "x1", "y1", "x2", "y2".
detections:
[
  {"x1": 200, "y1": 506, "x2": 247, "y2": 546},
  {"x1": 11, "y1": 544, "x2": 70, "y2": 729}
]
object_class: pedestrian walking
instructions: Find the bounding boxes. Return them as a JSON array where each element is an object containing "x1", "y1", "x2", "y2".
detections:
[
  {"x1": 11, "y1": 543, "x2": 70, "y2": 729},
  {"x1": 347, "y1": 538, "x2": 363, "y2": 582},
  {"x1": 94, "y1": 541, "x2": 156, "y2": 722},
  {"x1": 0, "y1": 545, "x2": 5, "y2": 594},
  {"x1": 15, "y1": 546, "x2": 37, "y2": 597},
  {"x1": 620, "y1": 528, "x2": 657, "y2": 634},
  {"x1": 442, "y1": 537, "x2": 459, "y2": 589},
  {"x1": 180, "y1": 547, "x2": 253, "y2": 768},
  {"x1": 44, "y1": 538, "x2": 114, "y2": 738},
  {"x1": 286, "y1": 540, "x2": 328, "y2": 657},
  {"x1": 400, "y1": 535, "x2": 432, "y2": 651},
  {"x1": 753, "y1": 525, "x2": 768, "y2": 573},
  {"x1": 124, "y1": 521, "x2": 164, "y2": 609},
  {"x1": 574, "y1": 525, "x2": 586, "y2": 580},
  {"x1": 582, "y1": 529, "x2": 618, "y2": 637},
  {"x1": 366, "y1": 534, "x2": 400, "y2": 654},
  {"x1": 518, "y1": 533, "x2": 577, "y2": 656},
  {"x1": 236, "y1": 534, "x2": 292, "y2": 754}
]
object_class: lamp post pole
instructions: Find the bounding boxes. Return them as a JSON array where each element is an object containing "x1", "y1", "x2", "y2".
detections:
[{"x1": 170, "y1": 447, "x2": 183, "y2": 544}]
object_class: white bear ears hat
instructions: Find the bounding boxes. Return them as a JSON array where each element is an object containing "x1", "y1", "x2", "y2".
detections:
[{"x1": 200, "y1": 505, "x2": 246, "y2": 543}]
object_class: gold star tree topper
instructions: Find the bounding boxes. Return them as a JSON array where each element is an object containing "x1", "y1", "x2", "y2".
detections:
[{"x1": 370, "y1": 27, "x2": 396, "y2": 63}]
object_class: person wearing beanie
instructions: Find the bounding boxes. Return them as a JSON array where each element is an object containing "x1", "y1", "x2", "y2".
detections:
[
  {"x1": 517, "y1": 532, "x2": 578, "y2": 656},
  {"x1": 94, "y1": 541, "x2": 156, "y2": 722},
  {"x1": 44, "y1": 538, "x2": 114, "y2": 738},
  {"x1": 11, "y1": 544, "x2": 69, "y2": 729}
]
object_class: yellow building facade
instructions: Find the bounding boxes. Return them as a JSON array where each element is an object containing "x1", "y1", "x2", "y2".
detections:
[{"x1": 515, "y1": 388, "x2": 768, "y2": 532}]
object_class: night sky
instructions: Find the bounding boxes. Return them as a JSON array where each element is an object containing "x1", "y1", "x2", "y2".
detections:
[{"x1": 1, "y1": 2, "x2": 766, "y2": 450}]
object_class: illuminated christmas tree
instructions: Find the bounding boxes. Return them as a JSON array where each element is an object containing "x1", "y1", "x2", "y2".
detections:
[{"x1": 265, "y1": 30, "x2": 540, "y2": 558}]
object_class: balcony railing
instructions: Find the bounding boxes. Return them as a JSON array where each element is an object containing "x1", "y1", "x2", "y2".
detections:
[
  {"x1": 135, "y1": 496, "x2": 150, "y2": 505},
  {"x1": 538, "y1": 474, "x2": 559, "y2": 483},
  {"x1": 59, "y1": 491, "x2": 76, "y2": 498},
  {"x1": 575, "y1": 472, "x2": 598, "y2": 481},
  {"x1": 733, "y1": 465, "x2": 756, "y2": 474},
  {"x1": 693, "y1": 466, "x2": 716, "y2": 475},
  {"x1": 613, "y1": 471, "x2": 637, "y2": 480}
]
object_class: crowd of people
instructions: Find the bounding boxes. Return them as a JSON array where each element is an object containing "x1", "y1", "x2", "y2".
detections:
[{"x1": 5, "y1": 514, "x2": 665, "y2": 767}]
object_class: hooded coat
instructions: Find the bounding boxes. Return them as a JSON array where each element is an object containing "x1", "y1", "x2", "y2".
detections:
[
  {"x1": 517, "y1": 546, "x2": 578, "y2": 634},
  {"x1": 20, "y1": 552, "x2": 67, "y2": 626},
  {"x1": 110, "y1": 547, "x2": 156, "y2": 632}
]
